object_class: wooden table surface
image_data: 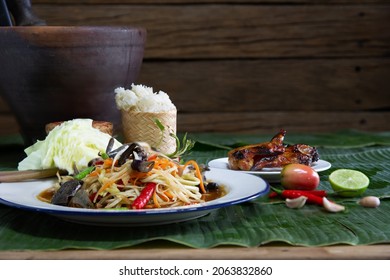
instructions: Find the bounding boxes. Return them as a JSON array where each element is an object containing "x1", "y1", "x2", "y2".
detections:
[{"x1": 1, "y1": 245, "x2": 389, "y2": 260}]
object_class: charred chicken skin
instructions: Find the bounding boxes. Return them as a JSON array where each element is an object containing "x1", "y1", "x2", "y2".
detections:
[{"x1": 228, "y1": 129, "x2": 319, "y2": 171}]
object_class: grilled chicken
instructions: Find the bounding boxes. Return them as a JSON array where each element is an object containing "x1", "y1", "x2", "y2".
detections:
[{"x1": 228, "y1": 129, "x2": 319, "y2": 171}]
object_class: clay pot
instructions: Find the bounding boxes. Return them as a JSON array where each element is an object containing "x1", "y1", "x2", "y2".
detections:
[{"x1": 0, "y1": 26, "x2": 146, "y2": 145}]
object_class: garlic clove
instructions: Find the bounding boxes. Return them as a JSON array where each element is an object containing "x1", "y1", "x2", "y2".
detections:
[
  {"x1": 323, "y1": 197, "x2": 345, "y2": 213},
  {"x1": 358, "y1": 196, "x2": 380, "y2": 208},
  {"x1": 285, "y1": 196, "x2": 307, "y2": 209}
]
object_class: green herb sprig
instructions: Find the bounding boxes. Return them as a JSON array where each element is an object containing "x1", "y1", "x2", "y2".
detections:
[
  {"x1": 154, "y1": 118, "x2": 195, "y2": 159},
  {"x1": 166, "y1": 132, "x2": 195, "y2": 159}
]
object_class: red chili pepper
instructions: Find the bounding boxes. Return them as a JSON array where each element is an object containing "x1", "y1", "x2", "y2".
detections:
[
  {"x1": 269, "y1": 189, "x2": 327, "y2": 199},
  {"x1": 303, "y1": 190, "x2": 327, "y2": 197},
  {"x1": 280, "y1": 190, "x2": 324, "y2": 205},
  {"x1": 268, "y1": 191, "x2": 279, "y2": 198},
  {"x1": 131, "y1": 182, "x2": 157, "y2": 209}
]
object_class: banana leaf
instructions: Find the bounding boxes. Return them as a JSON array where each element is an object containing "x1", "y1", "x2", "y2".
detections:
[
  {"x1": 188, "y1": 130, "x2": 390, "y2": 149},
  {"x1": 0, "y1": 131, "x2": 389, "y2": 250}
]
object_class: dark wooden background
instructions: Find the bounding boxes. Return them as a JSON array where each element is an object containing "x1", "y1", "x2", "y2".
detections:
[{"x1": 1, "y1": 0, "x2": 389, "y2": 135}]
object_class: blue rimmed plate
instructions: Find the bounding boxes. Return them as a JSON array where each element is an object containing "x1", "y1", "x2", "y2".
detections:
[
  {"x1": 0, "y1": 168, "x2": 269, "y2": 227},
  {"x1": 208, "y1": 158, "x2": 331, "y2": 183}
]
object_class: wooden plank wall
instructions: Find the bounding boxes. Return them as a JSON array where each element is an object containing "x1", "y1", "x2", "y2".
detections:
[{"x1": 1, "y1": 0, "x2": 389, "y2": 135}]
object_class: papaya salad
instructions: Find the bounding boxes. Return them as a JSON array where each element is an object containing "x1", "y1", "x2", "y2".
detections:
[{"x1": 38, "y1": 138, "x2": 225, "y2": 210}]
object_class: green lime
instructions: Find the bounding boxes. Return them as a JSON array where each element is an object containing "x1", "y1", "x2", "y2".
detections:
[{"x1": 329, "y1": 169, "x2": 369, "y2": 197}]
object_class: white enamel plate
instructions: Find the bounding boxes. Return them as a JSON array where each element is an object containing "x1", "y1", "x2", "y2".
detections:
[
  {"x1": 208, "y1": 158, "x2": 331, "y2": 183},
  {"x1": 0, "y1": 168, "x2": 269, "y2": 227}
]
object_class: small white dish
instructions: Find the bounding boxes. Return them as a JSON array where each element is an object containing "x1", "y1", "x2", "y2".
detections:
[
  {"x1": 208, "y1": 158, "x2": 331, "y2": 183},
  {"x1": 0, "y1": 168, "x2": 269, "y2": 227}
]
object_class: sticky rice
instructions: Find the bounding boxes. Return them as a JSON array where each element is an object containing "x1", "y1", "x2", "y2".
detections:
[{"x1": 115, "y1": 84, "x2": 176, "y2": 112}]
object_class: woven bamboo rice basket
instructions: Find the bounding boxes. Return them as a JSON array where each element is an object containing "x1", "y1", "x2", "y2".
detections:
[{"x1": 121, "y1": 109, "x2": 177, "y2": 154}]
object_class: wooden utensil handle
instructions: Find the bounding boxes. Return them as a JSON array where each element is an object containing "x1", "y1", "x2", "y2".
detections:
[{"x1": 0, "y1": 168, "x2": 59, "y2": 182}]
